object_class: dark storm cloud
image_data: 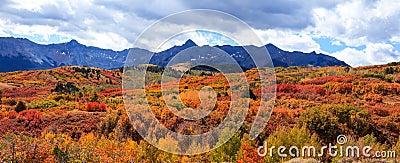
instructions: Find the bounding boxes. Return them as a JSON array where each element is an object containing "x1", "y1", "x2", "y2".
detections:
[
  {"x1": 0, "y1": 0, "x2": 14, "y2": 8},
  {"x1": 0, "y1": 3, "x2": 71, "y2": 27},
  {"x1": 93, "y1": 0, "x2": 341, "y2": 30},
  {"x1": 0, "y1": 0, "x2": 342, "y2": 36},
  {"x1": 94, "y1": 0, "x2": 187, "y2": 20},
  {"x1": 180, "y1": 0, "x2": 341, "y2": 29},
  {"x1": 90, "y1": 0, "x2": 339, "y2": 30}
]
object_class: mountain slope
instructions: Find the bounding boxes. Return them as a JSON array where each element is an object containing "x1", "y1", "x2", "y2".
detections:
[
  {"x1": 0, "y1": 37, "x2": 134, "y2": 71},
  {"x1": 265, "y1": 43, "x2": 348, "y2": 67},
  {"x1": 0, "y1": 37, "x2": 349, "y2": 72},
  {"x1": 144, "y1": 39, "x2": 349, "y2": 69}
]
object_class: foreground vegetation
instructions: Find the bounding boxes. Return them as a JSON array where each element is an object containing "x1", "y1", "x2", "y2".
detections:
[{"x1": 0, "y1": 63, "x2": 400, "y2": 162}]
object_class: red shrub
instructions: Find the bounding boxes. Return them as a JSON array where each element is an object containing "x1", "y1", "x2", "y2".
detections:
[
  {"x1": 2, "y1": 88, "x2": 37, "y2": 98},
  {"x1": 336, "y1": 83, "x2": 353, "y2": 94},
  {"x1": 367, "y1": 107, "x2": 391, "y2": 117},
  {"x1": 99, "y1": 102, "x2": 107, "y2": 111},
  {"x1": 7, "y1": 110, "x2": 18, "y2": 119},
  {"x1": 202, "y1": 77, "x2": 216, "y2": 84},
  {"x1": 277, "y1": 84, "x2": 298, "y2": 93},
  {"x1": 99, "y1": 88, "x2": 122, "y2": 97},
  {"x1": 0, "y1": 112, "x2": 5, "y2": 120},
  {"x1": 85, "y1": 102, "x2": 107, "y2": 112},
  {"x1": 303, "y1": 76, "x2": 353, "y2": 85},
  {"x1": 298, "y1": 85, "x2": 327, "y2": 96},
  {"x1": 19, "y1": 110, "x2": 42, "y2": 124}
]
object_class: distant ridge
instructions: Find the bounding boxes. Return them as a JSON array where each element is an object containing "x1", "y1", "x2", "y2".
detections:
[{"x1": 0, "y1": 37, "x2": 348, "y2": 72}]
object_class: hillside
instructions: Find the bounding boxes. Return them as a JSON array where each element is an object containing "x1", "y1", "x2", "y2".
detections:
[{"x1": 0, "y1": 64, "x2": 399, "y2": 162}]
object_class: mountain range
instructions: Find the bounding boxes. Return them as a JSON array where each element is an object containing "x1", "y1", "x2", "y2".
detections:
[{"x1": 0, "y1": 37, "x2": 348, "y2": 72}]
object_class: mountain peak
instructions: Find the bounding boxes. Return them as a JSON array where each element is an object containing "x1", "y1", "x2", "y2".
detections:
[
  {"x1": 265, "y1": 43, "x2": 278, "y2": 49},
  {"x1": 182, "y1": 39, "x2": 197, "y2": 47},
  {"x1": 69, "y1": 39, "x2": 79, "y2": 44},
  {"x1": 67, "y1": 39, "x2": 82, "y2": 47}
]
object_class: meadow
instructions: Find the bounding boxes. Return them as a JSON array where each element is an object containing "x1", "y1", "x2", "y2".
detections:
[{"x1": 0, "y1": 64, "x2": 399, "y2": 162}]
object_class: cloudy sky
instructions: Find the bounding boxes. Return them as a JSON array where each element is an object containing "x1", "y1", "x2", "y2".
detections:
[{"x1": 0, "y1": 0, "x2": 399, "y2": 67}]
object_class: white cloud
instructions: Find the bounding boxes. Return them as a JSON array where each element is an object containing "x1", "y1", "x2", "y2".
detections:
[
  {"x1": 331, "y1": 40, "x2": 342, "y2": 46},
  {"x1": 255, "y1": 28, "x2": 324, "y2": 53},
  {"x1": 0, "y1": 19, "x2": 60, "y2": 42},
  {"x1": 9, "y1": 0, "x2": 56, "y2": 12},
  {"x1": 76, "y1": 31, "x2": 131, "y2": 51},
  {"x1": 312, "y1": 0, "x2": 400, "y2": 47},
  {"x1": 331, "y1": 43, "x2": 400, "y2": 67},
  {"x1": 391, "y1": 35, "x2": 400, "y2": 44},
  {"x1": 157, "y1": 32, "x2": 210, "y2": 51},
  {"x1": 331, "y1": 48, "x2": 367, "y2": 66},
  {"x1": 311, "y1": 0, "x2": 400, "y2": 66}
]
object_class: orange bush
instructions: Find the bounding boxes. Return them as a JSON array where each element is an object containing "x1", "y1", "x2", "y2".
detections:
[{"x1": 364, "y1": 93, "x2": 383, "y2": 103}]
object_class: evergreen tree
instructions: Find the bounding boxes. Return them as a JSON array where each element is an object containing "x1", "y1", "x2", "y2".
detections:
[{"x1": 15, "y1": 101, "x2": 26, "y2": 113}]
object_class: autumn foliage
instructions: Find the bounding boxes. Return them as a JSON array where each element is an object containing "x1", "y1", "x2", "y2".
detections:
[
  {"x1": 0, "y1": 64, "x2": 399, "y2": 162},
  {"x1": 85, "y1": 102, "x2": 107, "y2": 112}
]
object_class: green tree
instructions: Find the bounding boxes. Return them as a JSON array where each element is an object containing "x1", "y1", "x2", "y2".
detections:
[
  {"x1": 385, "y1": 67, "x2": 395, "y2": 74},
  {"x1": 90, "y1": 93, "x2": 99, "y2": 102},
  {"x1": 330, "y1": 105, "x2": 370, "y2": 136},
  {"x1": 300, "y1": 105, "x2": 370, "y2": 142},
  {"x1": 210, "y1": 130, "x2": 242, "y2": 162},
  {"x1": 344, "y1": 66, "x2": 350, "y2": 73},
  {"x1": 264, "y1": 126, "x2": 320, "y2": 162},
  {"x1": 299, "y1": 106, "x2": 341, "y2": 142},
  {"x1": 54, "y1": 82, "x2": 79, "y2": 94},
  {"x1": 53, "y1": 146, "x2": 69, "y2": 163},
  {"x1": 14, "y1": 101, "x2": 26, "y2": 113}
]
